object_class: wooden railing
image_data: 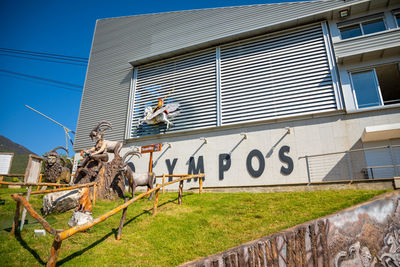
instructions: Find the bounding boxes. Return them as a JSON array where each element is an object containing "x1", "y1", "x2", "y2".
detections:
[{"x1": 10, "y1": 173, "x2": 204, "y2": 267}]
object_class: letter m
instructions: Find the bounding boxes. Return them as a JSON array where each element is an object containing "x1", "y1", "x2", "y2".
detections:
[{"x1": 187, "y1": 156, "x2": 204, "y2": 182}]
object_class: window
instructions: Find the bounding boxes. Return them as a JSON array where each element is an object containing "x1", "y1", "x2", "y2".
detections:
[
  {"x1": 396, "y1": 14, "x2": 400, "y2": 27},
  {"x1": 350, "y1": 63, "x2": 400, "y2": 109},
  {"x1": 339, "y1": 18, "x2": 386, "y2": 39}
]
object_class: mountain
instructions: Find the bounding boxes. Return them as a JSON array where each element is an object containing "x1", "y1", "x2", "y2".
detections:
[{"x1": 0, "y1": 135, "x2": 36, "y2": 174}]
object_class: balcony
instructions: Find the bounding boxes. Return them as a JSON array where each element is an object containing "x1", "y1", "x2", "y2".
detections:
[{"x1": 334, "y1": 28, "x2": 400, "y2": 61}]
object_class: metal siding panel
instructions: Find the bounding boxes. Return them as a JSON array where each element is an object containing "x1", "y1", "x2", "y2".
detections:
[
  {"x1": 220, "y1": 24, "x2": 337, "y2": 125},
  {"x1": 130, "y1": 49, "x2": 217, "y2": 137},
  {"x1": 74, "y1": 0, "x2": 365, "y2": 149}
]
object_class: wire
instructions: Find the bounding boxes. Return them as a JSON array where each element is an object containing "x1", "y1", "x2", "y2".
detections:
[
  {"x1": 0, "y1": 73, "x2": 82, "y2": 92},
  {"x1": 0, "y1": 69, "x2": 83, "y2": 92},
  {"x1": 0, "y1": 53, "x2": 87, "y2": 66},
  {"x1": 0, "y1": 48, "x2": 88, "y2": 62}
]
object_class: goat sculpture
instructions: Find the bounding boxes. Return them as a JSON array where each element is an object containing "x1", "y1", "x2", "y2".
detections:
[
  {"x1": 78, "y1": 121, "x2": 123, "y2": 173},
  {"x1": 120, "y1": 149, "x2": 155, "y2": 200},
  {"x1": 42, "y1": 146, "x2": 72, "y2": 183}
]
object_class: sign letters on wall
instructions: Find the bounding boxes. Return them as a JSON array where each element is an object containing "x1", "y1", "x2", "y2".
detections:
[{"x1": 163, "y1": 144, "x2": 293, "y2": 181}]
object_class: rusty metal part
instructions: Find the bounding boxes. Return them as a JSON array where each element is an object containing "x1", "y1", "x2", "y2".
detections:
[{"x1": 77, "y1": 187, "x2": 92, "y2": 213}]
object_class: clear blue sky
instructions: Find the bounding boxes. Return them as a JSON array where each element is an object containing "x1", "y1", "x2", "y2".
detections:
[{"x1": 0, "y1": 0, "x2": 308, "y2": 157}]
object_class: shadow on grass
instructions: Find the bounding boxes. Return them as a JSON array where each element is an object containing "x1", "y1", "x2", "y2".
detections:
[
  {"x1": 57, "y1": 229, "x2": 117, "y2": 266},
  {"x1": 122, "y1": 195, "x2": 182, "y2": 227},
  {"x1": 14, "y1": 230, "x2": 46, "y2": 265},
  {"x1": 56, "y1": 194, "x2": 188, "y2": 266}
]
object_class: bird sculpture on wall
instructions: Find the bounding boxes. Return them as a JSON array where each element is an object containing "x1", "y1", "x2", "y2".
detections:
[{"x1": 137, "y1": 89, "x2": 180, "y2": 130}]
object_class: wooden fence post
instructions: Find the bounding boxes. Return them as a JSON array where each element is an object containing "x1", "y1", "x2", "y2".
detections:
[
  {"x1": 93, "y1": 183, "x2": 96, "y2": 206},
  {"x1": 178, "y1": 179, "x2": 183, "y2": 205},
  {"x1": 37, "y1": 174, "x2": 42, "y2": 191},
  {"x1": 10, "y1": 200, "x2": 21, "y2": 235},
  {"x1": 153, "y1": 184, "x2": 160, "y2": 216},
  {"x1": 116, "y1": 198, "x2": 128, "y2": 241},
  {"x1": 47, "y1": 239, "x2": 62, "y2": 267},
  {"x1": 20, "y1": 185, "x2": 32, "y2": 231},
  {"x1": 162, "y1": 174, "x2": 165, "y2": 194},
  {"x1": 199, "y1": 175, "x2": 203, "y2": 195}
]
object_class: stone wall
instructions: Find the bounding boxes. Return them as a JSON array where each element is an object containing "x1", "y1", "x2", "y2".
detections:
[{"x1": 180, "y1": 190, "x2": 400, "y2": 266}]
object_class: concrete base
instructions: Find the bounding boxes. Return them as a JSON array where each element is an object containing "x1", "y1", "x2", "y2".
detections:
[
  {"x1": 394, "y1": 177, "x2": 400, "y2": 189},
  {"x1": 188, "y1": 179, "x2": 394, "y2": 193}
]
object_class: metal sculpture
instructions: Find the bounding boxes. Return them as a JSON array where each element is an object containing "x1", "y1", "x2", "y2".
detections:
[
  {"x1": 119, "y1": 149, "x2": 155, "y2": 200},
  {"x1": 138, "y1": 98, "x2": 180, "y2": 130},
  {"x1": 42, "y1": 146, "x2": 72, "y2": 183},
  {"x1": 74, "y1": 122, "x2": 125, "y2": 200},
  {"x1": 77, "y1": 121, "x2": 122, "y2": 174}
]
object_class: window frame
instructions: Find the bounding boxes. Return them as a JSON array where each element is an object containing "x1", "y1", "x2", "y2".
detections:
[
  {"x1": 349, "y1": 68, "x2": 383, "y2": 109},
  {"x1": 349, "y1": 62, "x2": 400, "y2": 109},
  {"x1": 394, "y1": 12, "x2": 400, "y2": 28},
  {"x1": 338, "y1": 14, "x2": 387, "y2": 40}
]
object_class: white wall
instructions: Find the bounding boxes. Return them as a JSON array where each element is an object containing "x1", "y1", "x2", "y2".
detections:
[{"x1": 75, "y1": 108, "x2": 400, "y2": 189}]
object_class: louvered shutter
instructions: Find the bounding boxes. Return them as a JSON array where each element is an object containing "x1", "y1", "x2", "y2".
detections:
[
  {"x1": 130, "y1": 49, "x2": 217, "y2": 137},
  {"x1": 220, "y1": 24, "x2": 337, "y2": 124}
]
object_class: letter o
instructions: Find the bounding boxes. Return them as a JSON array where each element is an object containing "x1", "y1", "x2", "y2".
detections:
[{"x1": 246, "y1": 149, "x2": 265, "y2": 178}]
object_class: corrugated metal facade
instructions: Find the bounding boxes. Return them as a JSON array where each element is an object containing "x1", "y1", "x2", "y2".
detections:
[
  {"x1": 126, "y1": 23, "x2": 338, "y2": 137},
  {"x1": 130, "y1": 49, "x2": 217, "y2": 137},
  {"x1": 74, "y1": 0, "x2": 365, "y2": 150},
  {"x1": 220, "y1": 24, "x2": 337, "y2": 124}
]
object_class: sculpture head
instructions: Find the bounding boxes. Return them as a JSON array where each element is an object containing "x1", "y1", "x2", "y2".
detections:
[
  {"x1": 43, "y1": 146, "x2": 68, "y2": 166},
  {"x1": 157, "y1": 98, "x2": 164, "y2": 107},
  {"x1": 143, "y1": 106, "x2": 153, "y2": 117},
  {"x1": 90, "y1": 121, "x2": 112, "y2": 141}
]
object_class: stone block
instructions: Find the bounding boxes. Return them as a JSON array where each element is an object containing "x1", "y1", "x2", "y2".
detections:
[
  {"x1": 42, "y1": 189, "x2": 81, "y2": 215},
  {"x1": 68, "y1": 211, "x2": 93, "y2": 227},
  {"x1": 394, "y1": 177, "x2": 400, "y2": 189}
]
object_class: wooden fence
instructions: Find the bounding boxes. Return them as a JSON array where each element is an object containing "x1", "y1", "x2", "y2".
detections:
[{"x1": 10, "y1": 173, "x2": 204, "y2": 267}]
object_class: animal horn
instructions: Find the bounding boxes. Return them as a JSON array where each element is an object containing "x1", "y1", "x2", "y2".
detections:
[
  {"x1": 97, "y1": 121, "x2": 112, "y2": 132},
  {"x1": 50, "y1": 146, "x2": 68, "y2": 154},
  {"x1": 122, "y1": 149, "x2": 141, "y2": 163}
]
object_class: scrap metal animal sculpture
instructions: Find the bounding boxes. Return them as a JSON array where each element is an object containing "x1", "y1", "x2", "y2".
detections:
[
  {"x1": 42, "y1": 146, "x2": 72, "y2": 183},
  {"x1": 77, "y1": 121, "x2": 123, "y2": 174},
  {"x1": 138, "y1": 101, "x2": 180, "y2": 130},
  {"x1": 119, "y1": 149, "x2": 155, "y2": 200}
]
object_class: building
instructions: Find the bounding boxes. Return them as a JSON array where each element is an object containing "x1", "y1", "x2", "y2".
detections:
[{"x1": 74, "y1": 0, "x2": 400, "y2": 190}]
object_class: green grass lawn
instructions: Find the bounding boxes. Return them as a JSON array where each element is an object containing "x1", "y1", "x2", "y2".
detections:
[{"x1": 0, "y1": 188, "x2": 388, "y2": 266}]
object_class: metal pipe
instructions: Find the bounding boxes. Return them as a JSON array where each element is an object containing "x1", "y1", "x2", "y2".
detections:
[{"x1": 305, "y1": 156, "x2": 311, "y2": 184}]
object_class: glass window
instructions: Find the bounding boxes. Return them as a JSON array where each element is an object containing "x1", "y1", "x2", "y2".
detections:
[
  {"x1": 351, "y1": 63, "x2": 400, "y2": 109},
  {"x1": 339, "y1": 17, "x2": 386, "y2": 40},
  {"x1": 361, "y1": 19, "x2": 386, "y2": 34},
  {"x1": 396, "y1": 14, "x2": 400, "y2": 27},
  {"x1": 351, "y1": 71, "x2": 382, "y2": 108},
  {"x1": 375, "y1": 63, "x2": 400, "y2": 105},
  {"x1": 340, "y1": 24, "x2": 362, "y2": 39}
]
